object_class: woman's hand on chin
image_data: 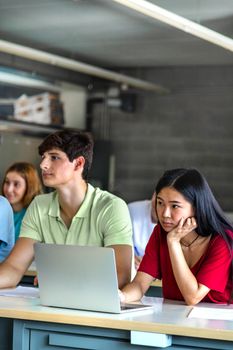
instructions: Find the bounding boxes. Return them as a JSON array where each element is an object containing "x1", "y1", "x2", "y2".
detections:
[{"x1": 167, "y1": 217, "x2": 197, "y2": 243}]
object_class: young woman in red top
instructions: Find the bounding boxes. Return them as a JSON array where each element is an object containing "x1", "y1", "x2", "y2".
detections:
[{"x1": 120, "y1": 168, "x2": 233, "y2": 305}]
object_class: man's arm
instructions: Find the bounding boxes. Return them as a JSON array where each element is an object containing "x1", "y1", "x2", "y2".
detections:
[
  {"x1": 0, "y1": 237, "x2": 37, "y2": 288},
  {"x1": 109, "y1": 244, "x2": 132, "y2": 289}
]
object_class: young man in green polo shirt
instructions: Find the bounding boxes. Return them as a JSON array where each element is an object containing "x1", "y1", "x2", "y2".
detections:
[{"x1": 0, "y1": 131, "x2": 133, "y2": 289}]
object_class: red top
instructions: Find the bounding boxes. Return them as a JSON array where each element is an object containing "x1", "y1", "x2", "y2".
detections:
[{"x1": 138, "y1": 225, "x2": 233, "y2": 304}]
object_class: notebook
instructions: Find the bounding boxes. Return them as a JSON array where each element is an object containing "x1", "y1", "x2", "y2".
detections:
[{"x1": 34, "y1": 243, "x2": 153, "y2": 314}]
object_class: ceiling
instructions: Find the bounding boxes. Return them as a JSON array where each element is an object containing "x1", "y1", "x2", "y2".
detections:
[{"x1": 0, "y1": 0, "x2": 232, "y2": 90}]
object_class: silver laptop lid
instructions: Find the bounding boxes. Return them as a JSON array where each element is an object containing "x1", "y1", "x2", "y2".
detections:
[{"x1": 34, "y1": 243, "x2": 121, "y2": 313}]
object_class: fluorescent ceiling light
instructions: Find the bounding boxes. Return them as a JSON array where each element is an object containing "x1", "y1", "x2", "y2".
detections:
[
  {"x1": 0, "y1": 40, "x2": 168, "y2": 93},
  {"x1": 0, "y1": 71, "x2": 62, "y2": 92},
  {"x1": 113, "y1": 0, "x2": 233, "y2": 52}
]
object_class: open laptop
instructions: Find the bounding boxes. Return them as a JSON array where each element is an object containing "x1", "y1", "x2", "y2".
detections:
[{"x1": 34, "y1": 243, "x2": 154, "y2": 314}]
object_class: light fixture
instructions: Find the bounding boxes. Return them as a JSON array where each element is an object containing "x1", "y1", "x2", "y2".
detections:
[
  {"x1": 0, "y1": 39, "x2": 168, "y2": 93},
  {"x1": 0, "y1": 70, "x2": 62, "y2": 92},
  {"x1": 113, "y1": 0, "x2": 233, "y2": 52}
]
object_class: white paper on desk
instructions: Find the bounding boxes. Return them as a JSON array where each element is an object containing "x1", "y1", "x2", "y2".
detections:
[
  {"x1": 188, "y1": 306, "x2": 233, "y2": 321},
  {"x1": 0, "y1": 286, "x2": 39, "y2": 299}
]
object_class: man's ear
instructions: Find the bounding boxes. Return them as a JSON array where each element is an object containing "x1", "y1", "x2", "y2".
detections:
[{"x1": 74, "y1": 156, "x2": 85, "y2": 170}]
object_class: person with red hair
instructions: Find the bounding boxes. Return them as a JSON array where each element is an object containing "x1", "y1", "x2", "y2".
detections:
[{"x1": 2, "y1": 162, "x2": 42, "y2": 241}]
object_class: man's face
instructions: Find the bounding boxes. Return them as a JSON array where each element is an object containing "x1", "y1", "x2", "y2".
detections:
[{"x1": 40, "y1": 148, "x2": 78, "y2": 188}]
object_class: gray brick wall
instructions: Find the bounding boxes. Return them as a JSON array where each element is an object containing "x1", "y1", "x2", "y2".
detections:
[{"x1": 91, "y1": 65, "x2": 233, "y2": 210}]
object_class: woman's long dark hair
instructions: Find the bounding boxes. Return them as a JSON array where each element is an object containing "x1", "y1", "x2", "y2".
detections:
[
  {"x1": 155, "y1": 168, "x2": 233, "y2": 244},
  {"x1": 155, "y1": 168, "x2": 233, "y2": 300}
]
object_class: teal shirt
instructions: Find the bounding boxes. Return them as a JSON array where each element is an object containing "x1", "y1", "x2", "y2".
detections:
[
  {"x1": 20, "y1": 184, "x2": 133, "y2": 247},
  {"x1": 14, "y1": 208, "x2": 26, "y2": 241}
]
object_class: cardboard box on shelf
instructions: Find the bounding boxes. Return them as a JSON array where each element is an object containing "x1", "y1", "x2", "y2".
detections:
[{"x1": 14, "y1": 93, "x2": 64, "y2": 125}]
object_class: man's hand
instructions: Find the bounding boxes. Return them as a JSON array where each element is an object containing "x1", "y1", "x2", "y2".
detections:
[
  {"x1": 33, "y1": 276, "x2": 38, "y2": 286},
  {"x1": 118, "y1": 289, "x2": 126, "y2": 302}
]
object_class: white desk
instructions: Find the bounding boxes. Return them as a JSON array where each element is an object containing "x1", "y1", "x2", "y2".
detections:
[{"x1": 0, "y1": 294, "x2": 232, "y2": 350}]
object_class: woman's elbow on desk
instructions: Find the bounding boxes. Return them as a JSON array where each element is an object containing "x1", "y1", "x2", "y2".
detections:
[{"x1": 183, "y1": 284, "x2": 210, "y2": 306}]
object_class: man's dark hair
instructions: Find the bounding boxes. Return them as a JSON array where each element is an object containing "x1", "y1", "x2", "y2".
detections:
[{"x1": 38, "y1": 130, "x2": 94, "y2": 181}]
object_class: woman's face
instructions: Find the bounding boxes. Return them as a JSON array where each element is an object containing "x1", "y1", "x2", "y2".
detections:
[
  {"x1": 156, "y1": 186, "x2": 195, "y2": 232},
  {"x1": 3, "y1": 171, "x2": 27, "y2": 207}
]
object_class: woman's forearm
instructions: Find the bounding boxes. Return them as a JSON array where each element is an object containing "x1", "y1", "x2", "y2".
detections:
[
  {"x1": 167, "y1": 241, "x2": 208, "y2": 305},
  {"x1": 121, "y1": 271, "x2": 154, "y2": 303}
]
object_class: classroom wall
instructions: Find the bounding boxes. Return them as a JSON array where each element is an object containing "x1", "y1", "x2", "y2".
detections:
[
  {"x1": 0, "y1": 132, "x2": 42, "y2": 186},
  {"x1": 91, "y1": 65, "x2": 233, "y2": 210}
]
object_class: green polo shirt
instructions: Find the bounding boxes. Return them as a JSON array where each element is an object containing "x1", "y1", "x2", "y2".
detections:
[{"x1": 20, "y1": 184, "x2": 132, "y2": 247}]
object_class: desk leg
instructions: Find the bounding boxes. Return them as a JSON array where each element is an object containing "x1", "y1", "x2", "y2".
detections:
[
  {"x1": 0, "y1": 318, "x2": 13, "y2": 350},
  {"x1": 13, "y1": 320, "x2": 30, "y2": 350}
]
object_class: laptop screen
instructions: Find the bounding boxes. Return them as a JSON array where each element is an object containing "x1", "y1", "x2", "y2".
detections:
[{"x1": 34, "y1": 243, "x2": 153, "y2": 314}]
